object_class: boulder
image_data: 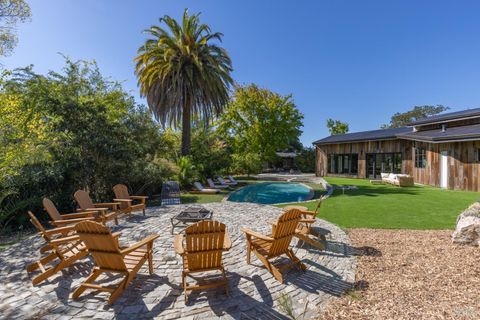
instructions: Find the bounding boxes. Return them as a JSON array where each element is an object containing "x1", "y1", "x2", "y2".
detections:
[{"x1": 452, "y1": 202, "x2": 480, "y2": 246}]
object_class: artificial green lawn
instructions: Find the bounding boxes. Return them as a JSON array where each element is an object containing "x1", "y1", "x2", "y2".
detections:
[{"x1": 280, "y1": 177, "x2": 479, "y2": 230}]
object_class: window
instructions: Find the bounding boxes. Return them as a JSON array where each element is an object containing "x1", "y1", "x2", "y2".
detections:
[
  {"x1": 327, "y1": 153, "x2": 358, "y2": 174},
  {"x1": 415, "y1": 148, "x2": 426, "y2": 168}
]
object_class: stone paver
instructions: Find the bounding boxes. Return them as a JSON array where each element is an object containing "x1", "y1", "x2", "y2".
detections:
[{"x1": 0, "y1": 202, "x2": 355, "y2": 319}]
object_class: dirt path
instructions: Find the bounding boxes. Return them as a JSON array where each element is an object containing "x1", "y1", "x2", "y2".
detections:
[{"x1": 320, "y1": 229, "x2": 480, "y2": 320}]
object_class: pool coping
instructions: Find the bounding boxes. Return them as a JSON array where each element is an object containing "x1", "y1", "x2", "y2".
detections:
[{"x1": 222, "y1": 181, "x2": 316, "y2": 205}]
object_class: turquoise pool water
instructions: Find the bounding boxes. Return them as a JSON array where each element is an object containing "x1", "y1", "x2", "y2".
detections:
[{"x1": 227, "y1": 182, "x2": 313, "y2": 204}]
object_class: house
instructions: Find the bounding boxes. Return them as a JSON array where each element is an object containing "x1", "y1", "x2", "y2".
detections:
[{"x1": 313, "y1": 108, "x2": 480, "y2": 191}]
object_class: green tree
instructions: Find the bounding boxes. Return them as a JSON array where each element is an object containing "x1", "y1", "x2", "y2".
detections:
[
  {"x1": 0, "y1": 0, "x2": 31, "y2": 56},
  {"x1": 326, "y1": 118, "x2": 349, "y2": 135},
  {"x1": 295, "y1": 146, "x2": 316, "y2": 173},
  {"x1": 219, "y1": 84, "x2": 304, "y2": 174},
  {"x1": 135, "y1": 9, "x2": 233, "y2": 156},
  {"x1": 0, "y1": 60, "x2": 178, "y2": 230},
  {"x1": 381, "y1": 105, "x2": 449, "y2": 128}
]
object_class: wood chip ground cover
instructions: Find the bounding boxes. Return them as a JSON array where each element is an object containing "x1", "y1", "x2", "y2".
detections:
[{"x1": 320, "y1": 229, "x2": 480, "y2": 320}]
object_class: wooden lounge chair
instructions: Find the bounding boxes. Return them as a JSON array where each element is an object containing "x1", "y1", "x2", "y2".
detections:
[
  {"x1": 43, "y1": 198, "x2": 99, "y2": 227},
  {"x1": 74, "y1": 190, "x2": 120, "y2": 225},
  {"x1": 191, "y1": 182, "x2": 220, "y2": 194},
  {"x1": 241, "y1": 209, "x2": 306, "y2": 283},
  {"x1": 26, "y1": 211, "x2": 88, "y2": 285},
  {"x1": 72, "y1": 220, "x2": 159, "y2": 304},
  {"x1": 207, "y1": 178, "x2": 228, "y2": 189},
  {"x1": 174, "y1": 220, "x2": 231, "y2": 301},
  {"x1": 112, "y1": 184, "x2": 148, "y2": 218}
]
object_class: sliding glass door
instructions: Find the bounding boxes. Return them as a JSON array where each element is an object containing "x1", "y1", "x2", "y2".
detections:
[{"x1": 366, "y1": 153, "x2": 402, "y2": 179}]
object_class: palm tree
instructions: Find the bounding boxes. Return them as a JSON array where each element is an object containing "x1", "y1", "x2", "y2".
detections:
[{"x1": 135, "y1": 9, "x2": 233, "y2": 156}]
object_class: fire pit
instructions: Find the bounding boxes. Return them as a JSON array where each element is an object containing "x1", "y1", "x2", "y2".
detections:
[{"x1": 170, "y1": 206, "x2": 213, "y2": 234}]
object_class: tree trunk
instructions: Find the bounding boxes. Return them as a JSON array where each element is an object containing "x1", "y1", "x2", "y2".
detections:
[{"x1": 181, "y1": 102, "x2": 191, "y2": 156}]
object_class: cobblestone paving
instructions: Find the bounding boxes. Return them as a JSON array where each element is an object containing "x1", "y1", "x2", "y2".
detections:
[{"x1": 0, "y1": 202, "x2": 356, "y2": 319}]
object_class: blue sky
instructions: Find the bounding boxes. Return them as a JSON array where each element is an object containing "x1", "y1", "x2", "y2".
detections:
[{"x1": 3, "y1": 0, "x2": 480, "y2": 145}]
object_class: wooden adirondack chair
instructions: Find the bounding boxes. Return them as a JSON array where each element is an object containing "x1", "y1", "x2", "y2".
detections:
[
  {"x1": 112, "y1": 184, "x2": 148, "y2": 218},
  {"x1": 43, "y1": 198, "x2": 99, "y2": 227},
  {"x1": 74, "y1": 190, "x2": 120, "y2": 225},
  {"x1": 284, "y1": 198, "x2": 326, "y2": 250},
  {"x1": 26, "y1": 211, "x2": 88, "y2": 285},
  {"x1": 72, "y1": 220, "x2": 159, "y2": 304},
  {"x1": 174, "y1": 220, "x2": 231, "y2": 302},
  {"x1": 240, "y1": 209, "x2": 306, "y2": 283}
]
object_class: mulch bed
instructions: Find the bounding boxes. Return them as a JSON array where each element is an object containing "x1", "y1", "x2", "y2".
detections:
[{"x1": 320, "y1": 229, "x2": 480, "y2": 320}]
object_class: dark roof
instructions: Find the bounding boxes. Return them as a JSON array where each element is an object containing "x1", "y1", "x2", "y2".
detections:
[
  {"x1": 397, "y1": 123, "x2": 480, "y2": 142},
  {"x1": 313, "y1": 127, "x2": 412, "y2": 145},
  {"x1": 408, "y1": 107, "x2": 480, "y2": 126}
]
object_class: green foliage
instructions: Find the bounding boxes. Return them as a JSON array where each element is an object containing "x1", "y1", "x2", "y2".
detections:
[
  {"x1": 295, "y1": 147, "x2": 316, "y2": 173},
  {"x1": 326, "y1": 118, "x2": 349, "y2": 135},
  {"x1": 0, "y1": 60, "x2": 177, "y2": 230},
  {"x1": 381, "y1": 105, "x2": 449, "y2": 128},
  {"x1": 0, "y1": 0, "x2": 31, "y2": 56},
  {"x1": 219, "y1": 84, "x2": 304, "y2": 174},
  {"x1": 176, "y1": 156, "x2": 199, "y2": 188},
  {"x1": 135, "y1": 8, "x2": 234, "y2": 156},
  {"x1": 190, "y1": 125, "x2": 231, "y2": 179}
]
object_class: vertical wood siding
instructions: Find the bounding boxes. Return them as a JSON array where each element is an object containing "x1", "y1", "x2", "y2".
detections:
[{"x1": 316, "y1": 139, "x2": 480, "y2": 192}]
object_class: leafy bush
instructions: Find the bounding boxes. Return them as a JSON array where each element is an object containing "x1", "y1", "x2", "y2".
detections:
[
  {"x1": 176, "y1": 156, "x2": 199, "y2": 188},
  {"x1": 0, "y1": 60, "x2": 177, "y2": 230},
  {"x1": 295, "y1": 147, "x2": 316, "y2": 173}
]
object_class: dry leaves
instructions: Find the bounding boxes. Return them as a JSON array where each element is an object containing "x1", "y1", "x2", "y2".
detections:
[{"x1": 320, "y1": 229, "x2": 480, "y2": 320}]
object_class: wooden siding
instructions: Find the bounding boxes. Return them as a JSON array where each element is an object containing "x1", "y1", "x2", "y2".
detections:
[{"x1": 316, "y1": 139, "x2": 480, "y2": 192}]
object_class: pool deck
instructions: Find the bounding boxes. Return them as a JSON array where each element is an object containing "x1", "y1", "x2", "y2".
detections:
[{"x1": 0, "y1": 202, "x2": 355, "y2": 319}]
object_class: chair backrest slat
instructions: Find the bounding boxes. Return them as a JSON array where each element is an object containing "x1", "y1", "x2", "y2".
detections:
[
  {"x1": 74, "y1": 190, "x2": 95, "y2": 210},
  {"x1": 43, "y1": 198, "x2": 63, "y2": 221},
  {"x1": 184, "y1": 220, "x2": 226, "y2": 271},
  {"x1": 269, "y1": 209, "x2": 301, "y2": 257},
  {"x1": 113, "y1": 184, "x2": 130, "y2": 210},
  {"x1": 75, "y1": 221, "x2": 127, "y2": 271}
]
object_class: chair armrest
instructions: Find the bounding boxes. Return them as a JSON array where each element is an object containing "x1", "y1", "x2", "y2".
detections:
[
  {"x1": 240, "y1": 227, "x2": 274, "y2": 242},
  {"x1": 121, "y1": 234, "x2": 159, "y2": 255},
  {"x1": 94, "y1": 203, "x2": 119, "y2": 209},
  {"x1": 50, "y1": 234, "x2": 80, "y2": 245},
  {"x1": 51, "y1": 217, "x2": 96, "y2": 226},
  {"x1": 223, "y1": 232, "x2": 232, "y2": 250},
  {"x1": 44, "y1": 225, "x2": 76, "y2": 236},
  {"x1": 130, "y1": 196, "x2": 148, "y2": 200},
  {"x1": 114, "y1": 199, "x2": 132, "y2": 203},
  {"x1": 300, "y1": 218, "x2": 316, "y2": 224},
  {"x1": 60, "y1": 212, "x2": 95, "y2": 219},
  {"x1": 174, "y1": 234, "x2": 184, "y2": 254},
  {"x1": 300, "y1": 210, "x2": 317, "y2": 217}
]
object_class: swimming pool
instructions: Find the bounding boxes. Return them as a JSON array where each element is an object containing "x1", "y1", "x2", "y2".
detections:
[{"x1": 227, "y1": 182, "x2": 313, "y2": 205}]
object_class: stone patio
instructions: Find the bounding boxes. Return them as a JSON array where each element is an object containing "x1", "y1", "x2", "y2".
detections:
[{"x1": 0, "y1": 202, "x2": 356, "y2": 319}]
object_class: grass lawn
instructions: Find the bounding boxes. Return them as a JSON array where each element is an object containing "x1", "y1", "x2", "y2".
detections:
[{"x1": 280, "y1": 177, "x2": 479, "y2": 230}]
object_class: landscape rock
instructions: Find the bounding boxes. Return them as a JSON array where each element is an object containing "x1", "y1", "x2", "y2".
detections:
[{"x1": 452, "y1": 202, "x2": 480, "y2": 245}]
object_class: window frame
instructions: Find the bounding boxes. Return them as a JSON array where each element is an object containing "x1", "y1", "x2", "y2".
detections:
[
  {"x1": 327, "y1": 153, "x2": 359, "y2": 175},
  {"x1": 415, "y1": 147, "x2": 427, "y2": 168}
]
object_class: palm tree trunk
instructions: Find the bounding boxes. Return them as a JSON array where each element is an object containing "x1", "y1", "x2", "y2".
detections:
[{"x1": 181, "y1": 102, "x2": 191, "y2": 156}]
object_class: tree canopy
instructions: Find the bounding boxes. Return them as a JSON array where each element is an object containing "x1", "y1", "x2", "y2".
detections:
[
  {"x1": 0, "y1": 0, "x2": 31, "y2": 56},
  {"x1": 326, "y1": 118, "x2": 349, "y2": 135},
  {"x1": 219, "y1": 84, "x2": 304, "y2": 174},
  {"x1": 135, "y1": 9, "x2": 233, "y2": 156},
  {"x1": 0, "y1": 60, "x2": 178, "y2": 230},
  {"x1": 381, "y1": 105, "x2": 449, "y2": 128}
]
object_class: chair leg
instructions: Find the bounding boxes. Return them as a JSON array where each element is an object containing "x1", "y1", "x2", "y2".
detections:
[
  {"x1": 182, "y1": 271, "x2": 188, "y2": 303},
  {"x1": 253, "y1": 250, "x2": 284, "y2": 283},
  {"x1": 287, "y1": 249, "x2": 306, "y2": 271},
  {"x1": 27, "y1": 252, "x2": 56, "y2": 272},
  {"x1": 295, "y1": 233, "x2": 325, "y2": 251},
  {"x1": 72, "y1": 268, "x2": 102, "y2": 299},
  {"x1": 221, "y1": 267, "x2": 229, "y2": 295},
  {"x1": 108, "y1": 277, "x2": 128, "y2": 305},
  {"x1": 142, "y1": 208, "x2": 146, "y2": 216},
  {"x1": 245, "y1": 239, "x2": 251, "y2": 264}
]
